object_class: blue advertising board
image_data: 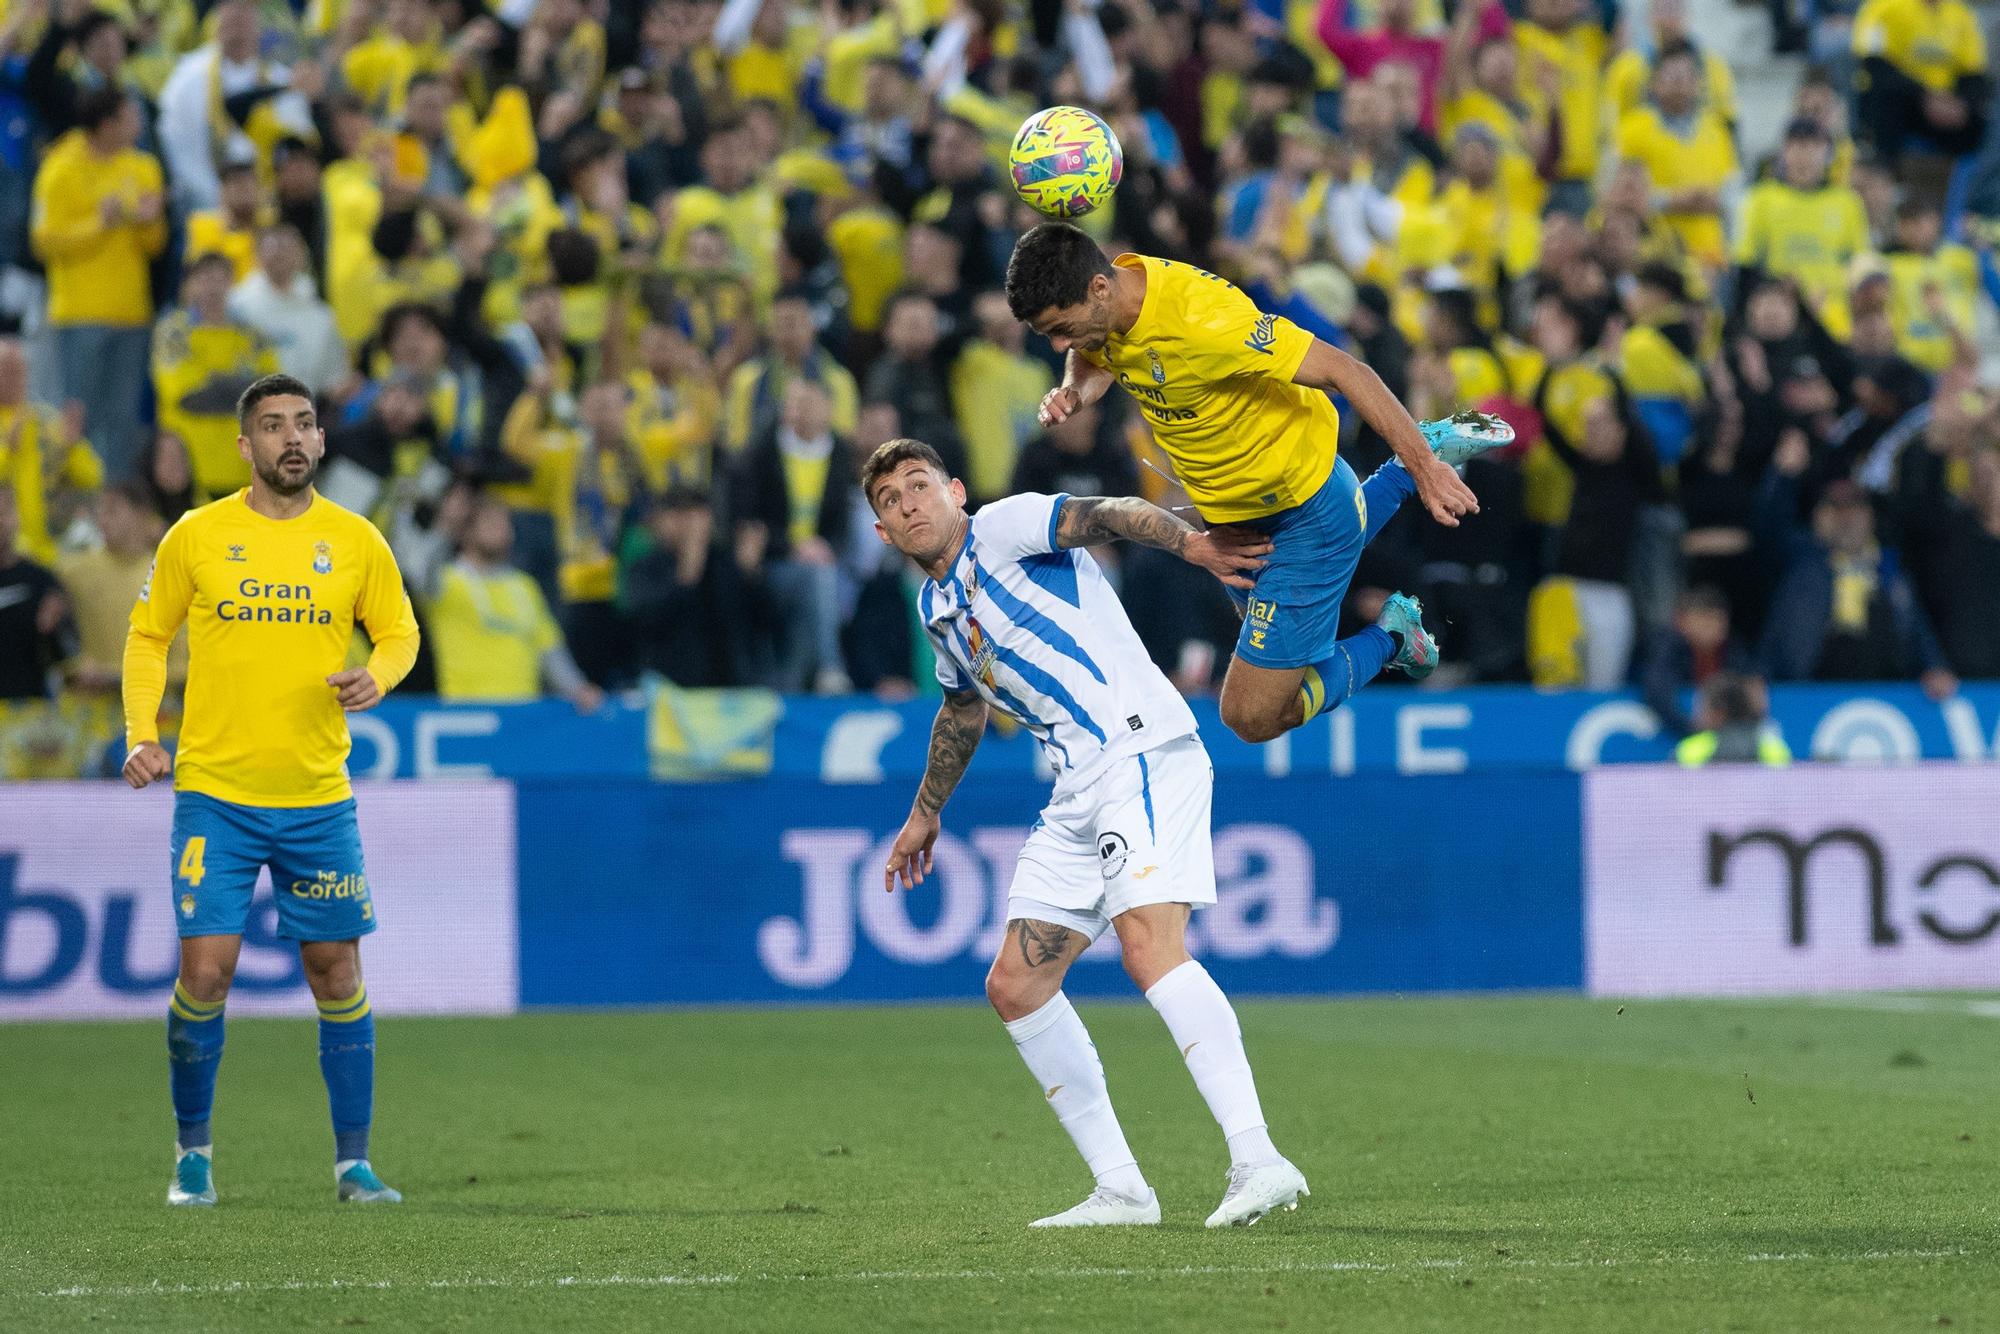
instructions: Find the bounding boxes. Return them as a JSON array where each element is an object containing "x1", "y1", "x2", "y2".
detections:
[
  {"x1": 512, "y1": 772, "x2": 1583, "y2": 1006},
  {"x1": 345, "y1": 683, "x2": 2000, "y2": 782}
]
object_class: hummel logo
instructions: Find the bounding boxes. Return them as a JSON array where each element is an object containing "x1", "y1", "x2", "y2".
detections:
[
  {"x1": 1133, "y1": 866, "x2": 1159, "y2": 880},
  {"x1": 225, "y1": 545, "x2": 247, "y2": 562}
]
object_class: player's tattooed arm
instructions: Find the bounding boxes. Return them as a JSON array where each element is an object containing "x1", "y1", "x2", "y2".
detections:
[
  {"x1": 888, "y1": 690, "x2": 990, "y2": 891},
  {"x1": 1055, "y1": 495, "x2": 1193, "y2": 554},
  {"x1": 913, "y1": 689, "x2": 990, "y2": 817},
  {"x1": 1056, "y1": 496, "x2": 1273, "y2": 591}
]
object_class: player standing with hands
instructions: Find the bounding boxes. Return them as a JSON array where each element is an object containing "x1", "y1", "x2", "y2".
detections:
[
  {"x1": 869, "y1": 436, "x2": 1308, "y2": 1228},
  {"x1": 123, "y1": 374, "x2": 420, "y2": 1207}
]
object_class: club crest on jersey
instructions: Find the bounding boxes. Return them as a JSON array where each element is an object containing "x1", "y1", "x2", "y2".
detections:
[
  {"x1": 965, "y1": 616, "x2": 998, "y2": 687},
  {"x1": 225, "y1": 544, "x2": 247, "y2": 563},
  {"x1": 179, "y1": 893, "x2": 195, "y2": 918},
  {"x1": 312, "y1": 541, "x2": 333, "y2": 575},
  {"x1": 1146, "y1": 349, "x2": 1165, "y2": 385}
]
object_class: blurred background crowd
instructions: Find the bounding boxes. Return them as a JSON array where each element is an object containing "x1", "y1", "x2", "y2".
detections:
[{"x1": 3, "y1": 0, "x2": 2000, "y2": 778}]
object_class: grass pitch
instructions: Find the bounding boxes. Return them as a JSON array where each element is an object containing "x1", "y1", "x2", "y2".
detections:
[{"x1": 1, "y1": 995, "x2": 1994, "y2": 1332}]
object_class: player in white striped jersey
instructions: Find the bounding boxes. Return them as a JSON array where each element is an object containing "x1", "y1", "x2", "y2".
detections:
[{"x1": 866, "y1": 437, "x2": 1309, "y2": 1230}]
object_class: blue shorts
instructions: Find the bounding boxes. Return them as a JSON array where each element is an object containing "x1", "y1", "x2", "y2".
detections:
[
  {"x1": 1226, "y1": 457, "x2": 1367, "y2": 669},
  {"x1": 170, "y1": 792, "x2": 377, "y2": 941}
]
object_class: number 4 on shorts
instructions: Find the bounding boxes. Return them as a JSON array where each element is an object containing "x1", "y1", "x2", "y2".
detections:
[{"x1": 179, "y1": 837, "x2": 208, "y2": 887}]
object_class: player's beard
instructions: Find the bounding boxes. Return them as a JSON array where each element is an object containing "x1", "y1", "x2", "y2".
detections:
[{"x1": 256, "y1": 450, "x2": 319, "y2": 497}]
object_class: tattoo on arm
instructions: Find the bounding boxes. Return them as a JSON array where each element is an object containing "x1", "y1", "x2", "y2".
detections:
[
  {"x1": 1013, "y1": 918, "x2": 1074, "y2": 969},
  {"x1": 913, "y1": 691, "x2": 988, "y2": 816},
  {"x1": 1055, "y1": 495, "x2": 1195, "y2": 554}
]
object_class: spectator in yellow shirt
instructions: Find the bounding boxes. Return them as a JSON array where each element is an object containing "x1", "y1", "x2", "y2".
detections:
[
  {"x1": 426, "y1": 492, "x2": 604, "y2": 709},
  {"x1": 1735, "y1": 120, "x2": 1870, "y2": 329},
  {"x1": 1614, "y1": 43, "x2": 1738, "y2": 269},
  {"x1": 56, "y1": 481, "x2": 182, "y2": 699},
  {"x1": 31, "y1": 87, "x2": 166, "y2": 479},
  {"x1": 627, "y1": 321, "x2": 722, "y2": 491},
  {"x1": 1603, "y1": 0, "x2": 1736, "y2": 128},
  {"x1": 340, "y1": 0, "x2": 450, "y2": 118},
  {"x1": 1853, "y1": 0, "x2": 1989, "y2": 160},
  {"x1": 151, "y1": 252, "x2": 282, "y2": 501},
  {"x1": 184, "y1": 158, "x2": 268, "y2": 281},
  {"x1": 0, "y1": 339, "x2": 102, "y2": 566},
  {"x1": 1514, "y1": 0, "x2": 1607, "y2": 208},
  {"x1": 1881, "y1": 196, "x2": 1981, "y2": 372}
]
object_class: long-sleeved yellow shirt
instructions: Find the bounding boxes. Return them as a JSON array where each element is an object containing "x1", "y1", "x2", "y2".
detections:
[
  {"x1": 30, "y1": 132, "x2": 168, "y2": 327},
  {"x1": 124, "y1": 490, "x2": 420, "y2": 807}
]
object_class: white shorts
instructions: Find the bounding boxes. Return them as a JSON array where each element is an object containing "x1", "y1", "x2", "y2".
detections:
[{"x1": 1007, "y1": 734, "x2": 1217, "y2": 942}]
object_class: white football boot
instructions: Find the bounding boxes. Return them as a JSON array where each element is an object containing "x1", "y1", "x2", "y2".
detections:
[
  {"x1": 1205, "y1": 1159, "x2": 1309, "y2": 1228},
  {"x1": 1029, "y1": 1185, "x2": 1161, "y2": 1228}
]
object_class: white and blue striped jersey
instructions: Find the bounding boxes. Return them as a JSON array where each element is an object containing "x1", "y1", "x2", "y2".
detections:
[{"x1": 921, "y1": 493, "x2": 1198, "y2": 791}]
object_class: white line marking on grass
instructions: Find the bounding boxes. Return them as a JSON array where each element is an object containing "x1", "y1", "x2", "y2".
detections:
[{"x1": 36, "y1": 1249, "x2": 1970, "y2": 1300}]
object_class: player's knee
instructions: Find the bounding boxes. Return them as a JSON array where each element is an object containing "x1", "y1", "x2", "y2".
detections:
[
  {"x1": 1120, "y1": 939, "x2": 1189, "y2": 993},
  {"x1": 1220, "y1": 694, "x2": 1287, "y2": 745},
  {"x1": 985, "y1": 962, "x2": 1051, "y2": 1022},
  {"x1": 178, "y1": 959, "x2": 235, "y2": 1005},
  {"x1": 301, "y1": 947, "x2": 362, "y2": 1001}
]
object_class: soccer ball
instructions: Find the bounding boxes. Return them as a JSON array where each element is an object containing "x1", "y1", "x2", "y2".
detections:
[{"x1": 1009, "y1": 106, "x2": 1124, "y2": 218}]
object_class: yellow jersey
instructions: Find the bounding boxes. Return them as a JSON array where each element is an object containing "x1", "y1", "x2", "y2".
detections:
[
  {"x1": 1853, "y1": 0, "x2": 1987, "y2": 91},
  {"x1": 124, "y1": 490, "x2": 420, "y2": 807},
  {"x1": 1734, "y1": 180, "x2": 1870, "y2": 314},
  {"x1": 1516, "y1": 20, "x2": 1609, "y2": 184},
  {"x1": 1884, "y1": 244, "x2": 1981, "y2": 371},
  {"x1": 1081, "y1": 254, "x2": 1335, "y2": 523},
  {"x1": 1614, "y1": 106, "x2": 1738, "y2": 265},
  {"x1": 427, "y1": 561, "x2": 560, "y2": 702}
]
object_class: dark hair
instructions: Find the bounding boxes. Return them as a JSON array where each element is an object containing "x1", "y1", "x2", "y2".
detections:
[
  {"x1": 1678, "y1": 584, "x2": 1730, "y2": 615},
  {"x1": 1655, "y1": 39, "x2": 1701, "y2": 71},
  {"x1": 1896, "y1": 195, "x2": 1941, "y2": 221},
  {"x1": 1635, "y1": 260, "x2": 1689, "y2": 303},
  {"x1": 237, "y1": 373, "x2": 316, "y2": 427},
  {"x1": 102, "y1": 477, "x2": 158, "y2": 516},
  {"x1": 75, "y1": 85, "x2": 127, "y2": 132},
  {"x1": 1430, "y1": 288, "x2": 1512, "y2": 394},
  {"x1": 1005, "y1": 224, "x2": 1115, "y2": 322},
  {"x1": 1701, "y1": 672, "x2": 1762, "y2": 726},
  {"x1": 560, "y1": 127, "x2": 620, "y2": 184},
  {"x1": 75, "y1": 12, "x2": 125, "y2": 48},
  {"x1": 379, "y1": 301, "x2": 447, "y2": 347},
  {"x1": 219, "y1": 157, "x2": 258, "y2": 181},
  {"x1": 186, "y1": 250, "x2": 236, "y2": 279},
  {"x1": 405, "y1": 71, "x2": 445, "y2": 95},
  {"x1": 860, "y1": 438, "x2": 950, "y2": 509}
]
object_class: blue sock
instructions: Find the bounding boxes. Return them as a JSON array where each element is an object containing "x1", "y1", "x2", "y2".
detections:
[
  {"x1": 1297, "y1": 627, "x2": 1396, "y2": 724},
  {"x1": 1359, "y1": 461, "x2": 1418, "y2": 546},
  {"x1": 317, "y1": 985, "x2": 375, "y2": 1163},
  {"x1": 167, "y1": 982, "x2": 225, "y2": 1150}
]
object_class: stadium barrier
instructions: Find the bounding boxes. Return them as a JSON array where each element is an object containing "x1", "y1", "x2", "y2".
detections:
[
  {"x1": 331, "y1": 683, "x2": 2000, "y2": 782},
  {"x1": 2, "y1": 760, "x2": 1994, "y2": 1021}
]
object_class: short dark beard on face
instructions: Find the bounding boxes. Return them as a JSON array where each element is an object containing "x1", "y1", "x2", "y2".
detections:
[{"x1": 256, "y1": 453, "x2": 317, "y2": 497}]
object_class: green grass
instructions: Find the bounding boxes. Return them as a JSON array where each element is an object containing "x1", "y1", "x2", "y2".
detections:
[{"x1": 1, "y1": 995, "x2": 1995, "y2": 1332}]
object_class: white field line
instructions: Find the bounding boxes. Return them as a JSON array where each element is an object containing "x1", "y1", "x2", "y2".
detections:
[{"x1": 35, "y1": 1249, "x2": 1970, "y2": 1300}]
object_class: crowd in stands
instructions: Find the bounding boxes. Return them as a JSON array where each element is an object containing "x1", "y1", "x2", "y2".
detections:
[{"x1": 3, "y1": 0, "x2": 2000, "y2": 777}]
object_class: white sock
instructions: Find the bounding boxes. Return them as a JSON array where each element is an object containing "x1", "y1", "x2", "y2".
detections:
[
  {"x1": 1003, "y1": 993, "x2": 1149, "y2": 1199},
  {"x1": 1146, "y1": 960, "x2": 1280, "y2": 1167}
]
